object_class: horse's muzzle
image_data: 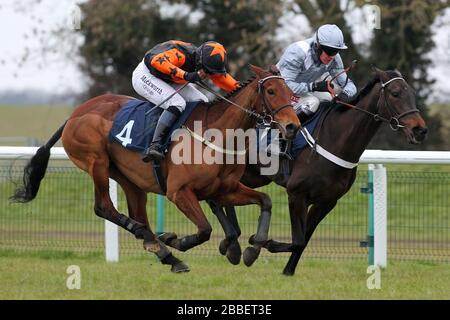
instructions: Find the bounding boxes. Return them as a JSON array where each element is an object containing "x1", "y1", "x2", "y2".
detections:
[
  {"x1": 412, "y1": 126, "x2": 428, "y2": 143},
  {"x1": 405, "y1": 125, "x2": 427, "y2": 144},
  {"x1": 285, "y1": 123, "x2": 300, "y2": 140}
]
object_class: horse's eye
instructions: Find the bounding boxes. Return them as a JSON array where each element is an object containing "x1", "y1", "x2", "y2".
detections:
[
  {"x1": 267, "y1": 89, "x2": 275, "y2": 95},
  {"x1": 392, "y1": 91, "x2": 400, "y2": 97}
]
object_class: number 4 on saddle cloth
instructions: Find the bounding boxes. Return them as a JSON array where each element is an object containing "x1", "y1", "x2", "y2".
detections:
[{"x1": 108, "y1": 99, "x2": 199, "y2": 154}]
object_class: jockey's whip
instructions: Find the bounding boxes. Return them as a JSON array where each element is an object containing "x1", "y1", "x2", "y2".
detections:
[
  {"x1": 327, "y1": 59, "x2": 358, "y2": 97},
  {"x1": 145, "y1": 82, "x2": 189, "y2": 115}
]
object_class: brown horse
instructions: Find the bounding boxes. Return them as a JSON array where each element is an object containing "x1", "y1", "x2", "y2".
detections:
[
  {"x1": 209, "y1": 68, "x2": 428, "y2": 275},
  {"x1": 11, "y1": 65, "x2": 300, "y2": 273}
]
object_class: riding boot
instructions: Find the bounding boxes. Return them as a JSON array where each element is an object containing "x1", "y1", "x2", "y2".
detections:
[{"x1": 143, "y1": 107, "x2": 181, "y2": 162}]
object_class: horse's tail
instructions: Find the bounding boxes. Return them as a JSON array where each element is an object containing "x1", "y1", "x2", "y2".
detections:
[{"x1": 10, "y1": 122, "x2": 67, "y2": 203}]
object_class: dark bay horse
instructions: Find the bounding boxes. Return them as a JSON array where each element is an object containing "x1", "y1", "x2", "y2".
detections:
[
  {"x1": 11, "y1": 65, "x2": 300, "y2": 273},
  {"x1": 210, "y1": 68, "x2": 428, "y2": 275}
]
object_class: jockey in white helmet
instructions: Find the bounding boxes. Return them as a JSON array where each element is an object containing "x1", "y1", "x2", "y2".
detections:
[{"x1": 276, "y1": 24, "x2": 357, "y2": 118}]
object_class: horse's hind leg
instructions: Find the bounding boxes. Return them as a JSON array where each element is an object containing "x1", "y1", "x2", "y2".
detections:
[
  {"x1": 91, "y1": 158, "x2": 189, "y2": 273},
  {"x1": 109, "y1": 166, "x2": 151, "y2": 238},
  {"x1": 159, "y1": 187, "x2": 212, "y2": 252},
  {"x1": 206, "y1": 200, "x2": 241, "y2": 265}
]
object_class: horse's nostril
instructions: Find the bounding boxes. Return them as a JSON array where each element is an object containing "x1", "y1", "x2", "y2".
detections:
[
  {"x1": 285, "y1": 124, "x2": 299, "y2": 139},
  {"x1": 286, "y1": 123, "x2": 298, "y2": 134},
  {"x1": 414, "y1": 126, "x2": 428, "y2": 136},
  {"x1": 421, "y1": 127, "x2": 428, "y2": 136}
]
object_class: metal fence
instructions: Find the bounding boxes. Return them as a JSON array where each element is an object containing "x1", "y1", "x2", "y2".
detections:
[{"x1": 1, "y1": 158, "x2": 449, "y2": 263}]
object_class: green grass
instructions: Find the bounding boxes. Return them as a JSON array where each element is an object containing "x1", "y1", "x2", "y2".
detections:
[
  {"x1": 0, "y1": 105, "x2": 73, "y2": 146},
  {"x1": 0, "y1": 249, "x2": 448, "y2": 300}
]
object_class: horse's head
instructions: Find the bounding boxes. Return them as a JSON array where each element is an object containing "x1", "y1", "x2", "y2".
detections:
[
  {"x1": 250, "y1": 64, "x2": 300, "y2": 140},
  {"x1": 373, "y1": 68, "x2": 428, "y2": 144}
]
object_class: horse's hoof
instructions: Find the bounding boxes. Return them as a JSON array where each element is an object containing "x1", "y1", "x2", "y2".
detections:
[
  {"x1": 158, "y1": 232, "x2": 177, "y2": 245},
  {"x1": 243, "y1": 246, "x2": 260, "y2": 267},
  {"x1": 171, "y1": 262, "x2": 190, "y2": 273},
  {"x1": 219, "y1": 239, "x2": 229, "y2": 256},
  {"x1": 226, "y1": 241, "x2": 241, "y2": 265},
  {"x1": 282, "y1": 267, "x2": 295, "y2": 277}
]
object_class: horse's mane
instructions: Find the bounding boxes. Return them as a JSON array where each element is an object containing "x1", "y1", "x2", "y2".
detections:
[{"x1": 348, "y1": 70, "x2": 401, "y2": 106}]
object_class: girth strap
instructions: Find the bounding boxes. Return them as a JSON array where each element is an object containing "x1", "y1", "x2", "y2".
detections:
[
  {"x1": 152, "y1": 160, "x2": 167, "y2": 195},
  {"x1": 300, "y1": 128, "x2": 358, "y2": 169}
]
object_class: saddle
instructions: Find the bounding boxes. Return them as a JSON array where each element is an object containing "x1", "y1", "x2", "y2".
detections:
[{"x1": 109, "y1": 99, "x2": 199, "y2": 154}]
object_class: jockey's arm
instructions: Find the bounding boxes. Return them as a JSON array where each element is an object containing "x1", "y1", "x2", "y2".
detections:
[
  {"x1": 330, "y1": 55, "x2": 357, "y2": 100},
  {"x1": 209, "y1": 73, "x2": 240, "y2": 92},
  {"x1": 276, "y1": 45, "x2": 311, "y2": 96},
  {"x1": 149, "y1": 49, "x2": 189, "y2": 83}
]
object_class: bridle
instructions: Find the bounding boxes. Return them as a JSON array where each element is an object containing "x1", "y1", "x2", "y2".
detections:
[
  {"x1": 336, "y1": 77, "x2": 420, "y2": 131},
  {"x1": 195, "y1": 75, "x2": 294, "y2": 126},
  {"x1": 257, "y1": 75, "x2": 294, "y2": 122}
]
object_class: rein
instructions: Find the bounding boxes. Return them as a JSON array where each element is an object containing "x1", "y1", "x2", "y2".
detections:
[
  {"x1": 335, "y1": 77, "x2": 420, "y2": 131},
  {"x1": 195, "y1": 75, "x2": 292, "y2": 126}
]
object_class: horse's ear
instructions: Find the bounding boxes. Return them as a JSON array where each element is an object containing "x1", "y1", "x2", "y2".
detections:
[
  {"x1": 372, "y1": 66, "x2": 389, "y2": 82},
  {"x1": 394, "y1": 69, "x2": 403, "y2": 77},
  {"x1": 249, "y1": 64, "x2": 265, "y2": 77},
  {"x1": 371, "y1": 66, "x2": 382, "y2": 73},
  {"x1": 269, "y1": 65, "x2": 281, "y2": 76}
]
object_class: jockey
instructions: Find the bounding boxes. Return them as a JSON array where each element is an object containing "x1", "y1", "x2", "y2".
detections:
[
  {"x1": 276, "y1": 24, "x2": 357, "y2": 118},
  {"x1": 132, "y1": 40, "x2": 240, "y2": 162}
]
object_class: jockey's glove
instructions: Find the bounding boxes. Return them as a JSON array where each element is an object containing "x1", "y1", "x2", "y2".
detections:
[
  {"x1": 184, "y1": 71, "x2": 202, "y2": 83},
  {"x1": 336, "y1": 92, "x2": 350, "y2": 102},
  {"x1": 312, "y1": 80, "x2": 334, "y2": 93}
]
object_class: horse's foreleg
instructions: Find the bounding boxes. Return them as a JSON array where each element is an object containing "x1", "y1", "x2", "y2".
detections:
[
  {"x1": 280, "y1": 191, "x2": 308, "y2": 276},
  {"x1": 91, "y1": 159, "x2": 188, "y2": 273},
  {"x1": 282, "y1": 200, "x2": 337, "y2": 276},
  {"x1": 206, "y1": 200, "x2": 241, "y2": 265},
  {"x1": 225, "y1": 206, "x2": 241, "y2": 237},
  {"x1": 214, "y1": 183, "x2": 272, "y2": 267},
  {"x1": 161, "y1": 187, "x2": 212, "y2": 251},
  {"x1": 249, "y1": 237, "x2": 293, "y2": 253}
]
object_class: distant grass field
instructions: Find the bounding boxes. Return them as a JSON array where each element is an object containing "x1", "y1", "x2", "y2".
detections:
[
  {"x1": 0, "y1": 105, "x2": 73, "y2": 145},
  {"x1": 0, "y1": 249, "x2": 449, "y2": 300}
]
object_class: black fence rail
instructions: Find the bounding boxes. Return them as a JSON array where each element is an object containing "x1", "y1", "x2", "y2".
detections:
[{"x1": 1, "y1": 160, "x2": 449, "y2": 263}]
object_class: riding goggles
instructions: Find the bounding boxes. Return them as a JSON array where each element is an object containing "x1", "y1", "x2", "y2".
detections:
[{"x1": 320, "y1": 45, "x2": 340, "y2": 56}]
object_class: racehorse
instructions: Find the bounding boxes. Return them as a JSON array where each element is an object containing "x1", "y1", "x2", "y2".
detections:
[
  {"x1": 10, "y1": 65, "x2": 300, "y2": 273},
  {"x1": 208, "y1": 68, "x2": 428, "y2": 275}
]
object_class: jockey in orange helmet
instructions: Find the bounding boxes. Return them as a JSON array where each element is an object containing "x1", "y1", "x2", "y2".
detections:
[{"x1": 132, "y1": 40, "x2": 240, "y2": 162}]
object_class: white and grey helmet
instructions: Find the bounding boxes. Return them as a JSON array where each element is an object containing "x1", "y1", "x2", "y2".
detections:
[{"x1": 315, "y1": 24, "x2": 347, "y2": 55}]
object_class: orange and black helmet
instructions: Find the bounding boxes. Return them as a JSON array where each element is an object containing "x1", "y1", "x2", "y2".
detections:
[{"x1": 196, "y1": 41, "x2": 229, "y2": 74}]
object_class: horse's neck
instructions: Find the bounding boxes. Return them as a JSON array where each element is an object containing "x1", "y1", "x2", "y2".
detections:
[
  {"x1": 207, "y1": 82, "x2": 258, "y2": 131},
  {"x1": 324, "y1": 87, "x2": 382, "y2": 162}
]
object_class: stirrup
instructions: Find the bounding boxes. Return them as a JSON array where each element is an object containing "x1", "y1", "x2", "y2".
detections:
[{"x1": 142, "y1": 144, "x2": 164, "y2": 162}]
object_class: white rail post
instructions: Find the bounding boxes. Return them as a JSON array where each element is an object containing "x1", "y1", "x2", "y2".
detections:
[
  {"x1": 106, "y1": 179, "x2": 119, "y2": 262},
  {"x1": 372, "y1": 164, "x2": 387, "y2": 267}
]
